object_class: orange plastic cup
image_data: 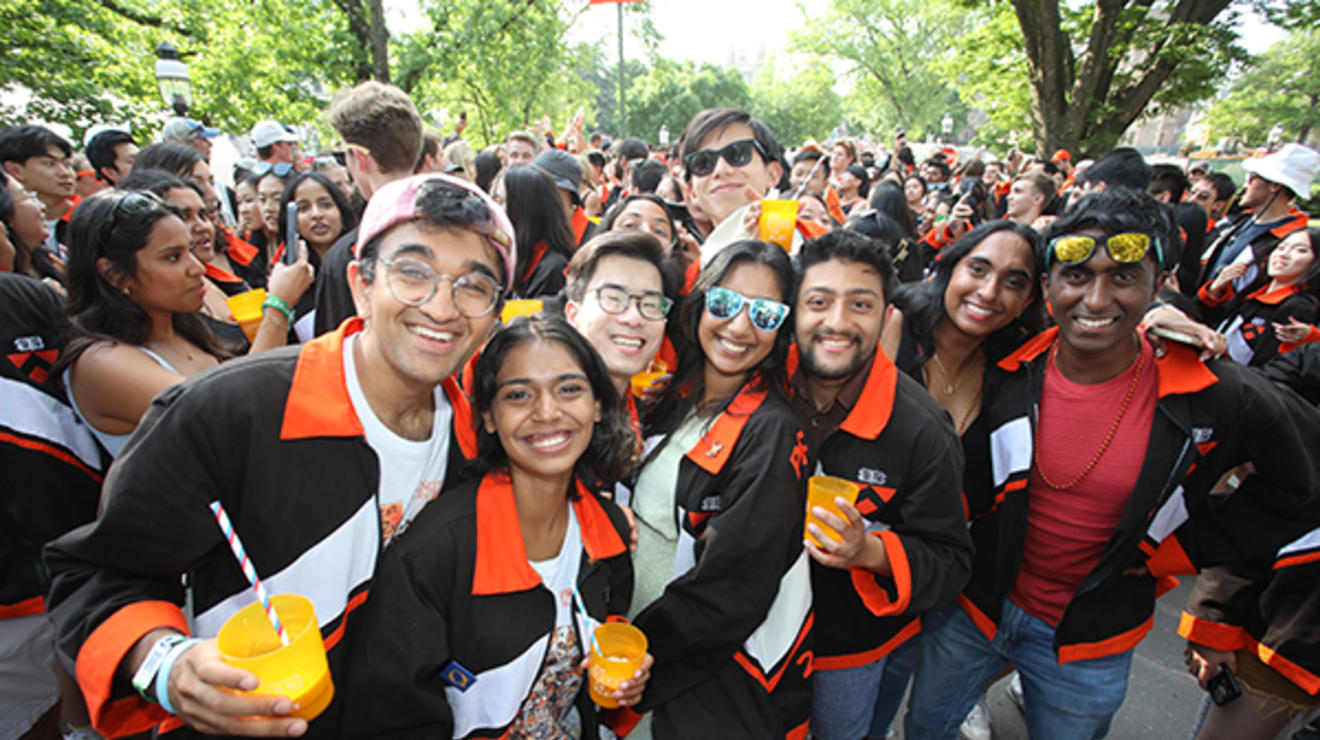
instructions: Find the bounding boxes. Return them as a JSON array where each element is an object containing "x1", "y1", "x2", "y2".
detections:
[
  {"x1": 216, "y1": 594, "x2": 334, "y2": 721},
  {"x1": 629, "y1": 359, "x2": 669, "y2": 398},
  {"x1": 501, "y1": 298, "x2": 543, "y2": 323},
  {"x1": 588, "y1": 622, "x2": 647, "y2": 709},
  {"x1": 805, "y1": 475, "x2": 861, "y2": 548},
  {"x1": 224, "y1": 288, "x2": 267, "y2": 342},
  {"x1": 757, "y1": 199, "x2": 800, "y2": 251}
]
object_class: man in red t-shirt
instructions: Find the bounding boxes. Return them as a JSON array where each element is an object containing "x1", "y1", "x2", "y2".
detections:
[{"x1": 904, "y1": 188, "x2": 1320, "y2": 739}]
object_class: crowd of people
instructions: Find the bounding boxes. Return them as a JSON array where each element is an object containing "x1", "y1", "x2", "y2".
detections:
[{"x1": 3, "y1": 79, "x2": 1320, "y2": 740}]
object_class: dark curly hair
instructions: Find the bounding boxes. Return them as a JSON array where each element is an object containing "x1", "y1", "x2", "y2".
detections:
[{"x1": 471, "y1": 313, "x2": 637, "y2": 485}]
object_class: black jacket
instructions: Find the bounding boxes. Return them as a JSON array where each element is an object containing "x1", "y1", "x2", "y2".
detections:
[
  {"x1": 44, "y1": 318, "x2": 476, "y2": 738},
  {"x1": 627, "y1": 380, "x2": 814, "y2": 739},
  {"x1": 342, "y1": 472, "x2": 633, "y2": 738},
  {"x1": 788, "y1": 347, "x2": 971, "y2": 669},
  {"x1": 0, "y1": 274, "x2": 105, "y2": 615},
  {"x1": 311, "y1": 227, "x2": 359, "y2": 337},
  {"x1": 957, "y1": 328, "x2": 1320, "y2": 664}
]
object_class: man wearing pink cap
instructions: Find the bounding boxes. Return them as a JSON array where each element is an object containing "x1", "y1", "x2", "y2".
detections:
[{"x1": 44, "y1": 174, "x2": 514, "y2": 740}]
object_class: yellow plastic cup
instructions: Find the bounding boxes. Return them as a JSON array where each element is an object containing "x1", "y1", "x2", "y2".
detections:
[
  {"x1": 629, "y1": 359, "x2": 669, "y2": 399},
  {"x1": 501, "y1": 298, "x2": 543, "y2": 323},
  {"x1": 588, "y1": 622, "x2": 647, "y2": 709},
  {"x1": 757, "y1": 199, "x2": 800, "y2": 251},
  {"x1": 215, "y1": 594, "x2": 334, "y2": 721},
  {"x1": 224, "y1": 288, "x2": 267, "y2": 342},
  {"x1": 805, "y1": 475, "x2": 861, "y2": 548}
]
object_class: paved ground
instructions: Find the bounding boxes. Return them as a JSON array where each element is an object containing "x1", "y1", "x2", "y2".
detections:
[{"x1": 889, "y1": 578, "x2": 1208, "y2": 739}]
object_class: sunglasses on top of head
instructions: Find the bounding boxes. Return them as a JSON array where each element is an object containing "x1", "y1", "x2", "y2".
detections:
[
  {"x1": 251, "y1": 161, "x2": 294, "y2": 178},
  {"x1": 684, "y1": 138, "x2": 768, "y2": 178},
  {"x1": 1046, "y1": 232, "x2": 1163, "y2": 268},
  {"x1": 704, "y1": 286, "x2": 789, "y2": 332}
]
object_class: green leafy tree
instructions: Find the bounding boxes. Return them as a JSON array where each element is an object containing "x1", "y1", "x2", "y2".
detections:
[
  {"x1": 948, "y1": 0, "x2": 1247, "y2": 158},
  {"x1": 1206, "y1": 29, "x2": 1320, "y2": 147},
  {"x1": 395, "y1": 0, "x2": 594, "y2": 147},
  {"x1": 0, "y1": 0, "x2": 370, "y2": 141},
  {"x1": 575, "y1": 45, "x2": 647, "y2": 141},
  {"x1": 624, "y1": 59, "x2": 750, "y2": 147},
  {"x1": 749, "y1": 55, "x2": 844, "y2": 147},
  {"x1": 792, "y1": 0, "x2": 968, "y2": 141}
]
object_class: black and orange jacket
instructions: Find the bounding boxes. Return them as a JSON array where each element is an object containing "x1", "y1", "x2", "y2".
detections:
[
  {"x1": 624, "y1": 379, "x2": 813, "y2": 740},
  {"x1": 517, "y1": 242, "x2": 569, "y2": 301},
  {"x1": 215, "y1": 227, "x2": 266, "y2": 292},
  {"x1": 342, "y1": 472, "x2": 632, "y2": 738},
  {"x1": 1196, "y1": 207, "x2": 1308, "y2": 305},
  {"x1": 955, "y1": 327, "x2": 1320, "y2": 665},
  {"x1": 571, "y1": 205, "x2": 598, "y2": 247},
  {"x1": 786, "y1": 346, "x2": 971, "y2": 670},
  {"x1": 1179, "y1": 533, "x2": 1320, "y2": 696},
  {"x1": 1265, "y1": 340, "x2": 1320, "y2": 405},
  {"x1": 43, "y1": 317, "x2": 477, "y2": 739},
  {"x1": 1, "y1": 274, "x2": 105, "y2": 618},
  {"x1": 1197, "y1": 281, "x2": 1319, "y2": 367}
]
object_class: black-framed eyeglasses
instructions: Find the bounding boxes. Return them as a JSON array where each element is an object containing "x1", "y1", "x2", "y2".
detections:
[
  {"x1": 592, "y1": 284, "x2": 672, "y2": 321},
  {"x1": 684, "y1": 138, "x2": 767, "y2": 178},
  {"x1": 252, "y1": 161, "x2": 294, "y2": 178},
  {"x1": 1047, "y1": 232, "x2": 1163, "y2": 268},
  {"x1": 704, "y1": 286, "x2": 789, "y2": 333},
  {"x1": 380, "y1": 257, "x2": 502, "y2": 317}
]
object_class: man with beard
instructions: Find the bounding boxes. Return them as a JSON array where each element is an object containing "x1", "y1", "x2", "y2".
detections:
[{"x1": 788, "y1": 230, "x2": 972, "y2": 740}]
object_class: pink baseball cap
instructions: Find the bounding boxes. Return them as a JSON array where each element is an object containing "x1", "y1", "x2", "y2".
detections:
[{"x1": 355, "y1": 173, "x2": 516, "y2": 289}]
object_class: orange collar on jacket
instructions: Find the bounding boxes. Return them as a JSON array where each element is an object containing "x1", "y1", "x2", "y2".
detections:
[
  {"x1": 1247, "y1": 281, "x2": 1303, "y2": 306},
  {"x1": 1271, "y1": 208, "x2": 1309, "y2": 238},
  {"x1": 279, "y1": 317, "x2": 476, "y2": 458},
  {"x1": 204, "y1": 262, "x2": 242, "y2": 284},
  {"x1": 571, "y1": 206, "x2": 591, "y2": 244},
  {"x1": 222, "y1": 229, "x2": 261, "y2": 267},
  {"x1": 59, "y1": 193, "x2": 82, "y2": 223},
  {"x1": 786, "y1": 343, "x2": 897, "y2": 441},
  {"x1": 997, "y1": 326, "x2": 1218, "y2": 399},
  {"x1": 472, "y1": 473, "x2": 628, "y2": 595},
  {"x1": 684, "y1": 380, "x2": 770, "y2": 475},
  {"x1": 840, "y1": 346, "x2": 899, "y2": 440}
]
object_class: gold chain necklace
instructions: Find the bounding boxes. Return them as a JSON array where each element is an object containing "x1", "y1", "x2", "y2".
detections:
[
  {"x1": 928, "y1": 352, "x2": 979, "y2": 396},
  {"x1": 1033, "y1": 340, "x2": 1146, "y2": 490}
]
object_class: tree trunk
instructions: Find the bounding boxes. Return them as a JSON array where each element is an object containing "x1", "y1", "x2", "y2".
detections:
[
  {"x1": 1012, "y1": 0, "x2": 1233, "y2": 159},
  {"x1": 367, "y1": 0, "x2": 390, "y2": 83}
]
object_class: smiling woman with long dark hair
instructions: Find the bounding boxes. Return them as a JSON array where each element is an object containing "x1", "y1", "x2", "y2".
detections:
[{"x1": 623, "y1": 240, "x2": 814, "y2": 739}]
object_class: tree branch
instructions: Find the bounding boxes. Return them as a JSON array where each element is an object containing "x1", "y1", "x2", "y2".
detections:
[{"x1": 85, "y1": 0, "x2": 193, "y2": 37}]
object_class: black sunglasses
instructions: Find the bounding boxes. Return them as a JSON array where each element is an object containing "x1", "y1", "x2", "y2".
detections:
[
  {"x1": 98, "y1": 191, "x2": 167, "y2": 249},
  {"x1": 684, "y1": 138, "x2": 767, "y2": 177}
]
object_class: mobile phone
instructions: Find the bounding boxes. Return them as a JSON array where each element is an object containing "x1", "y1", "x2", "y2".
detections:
[
  {"x1": 284, "y1": 203, "x2": 299, "y2": 266},
  {"x1": 1208, "y1": 664, "x2": 1242, "y2": 706}
]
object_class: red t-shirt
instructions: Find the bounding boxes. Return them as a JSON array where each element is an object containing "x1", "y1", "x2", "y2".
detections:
[{"x1": 1010, "y1": 339, "x2": 1158, "y2": 627}]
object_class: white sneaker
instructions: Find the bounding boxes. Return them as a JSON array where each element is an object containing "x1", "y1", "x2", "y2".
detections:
[
  {"x1": 1005, "y1": 671, "x2": 1025, "y2": 714},
  {"x1": 62, "y1": 727, "x2": 104, "y2": 740},
  {"x1": 958, "y1": 697, "x2": 992, "y2": 740}
]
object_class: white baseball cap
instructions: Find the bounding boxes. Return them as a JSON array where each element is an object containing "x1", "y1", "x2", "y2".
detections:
[{"x1": 249, "y1": 120, "x2": 300, "y2": 149}]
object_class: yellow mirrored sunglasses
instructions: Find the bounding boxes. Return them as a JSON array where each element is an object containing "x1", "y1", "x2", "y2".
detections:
[{"x1": 1047, "y1": 232, "x2": 1162, "y2": 267}]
